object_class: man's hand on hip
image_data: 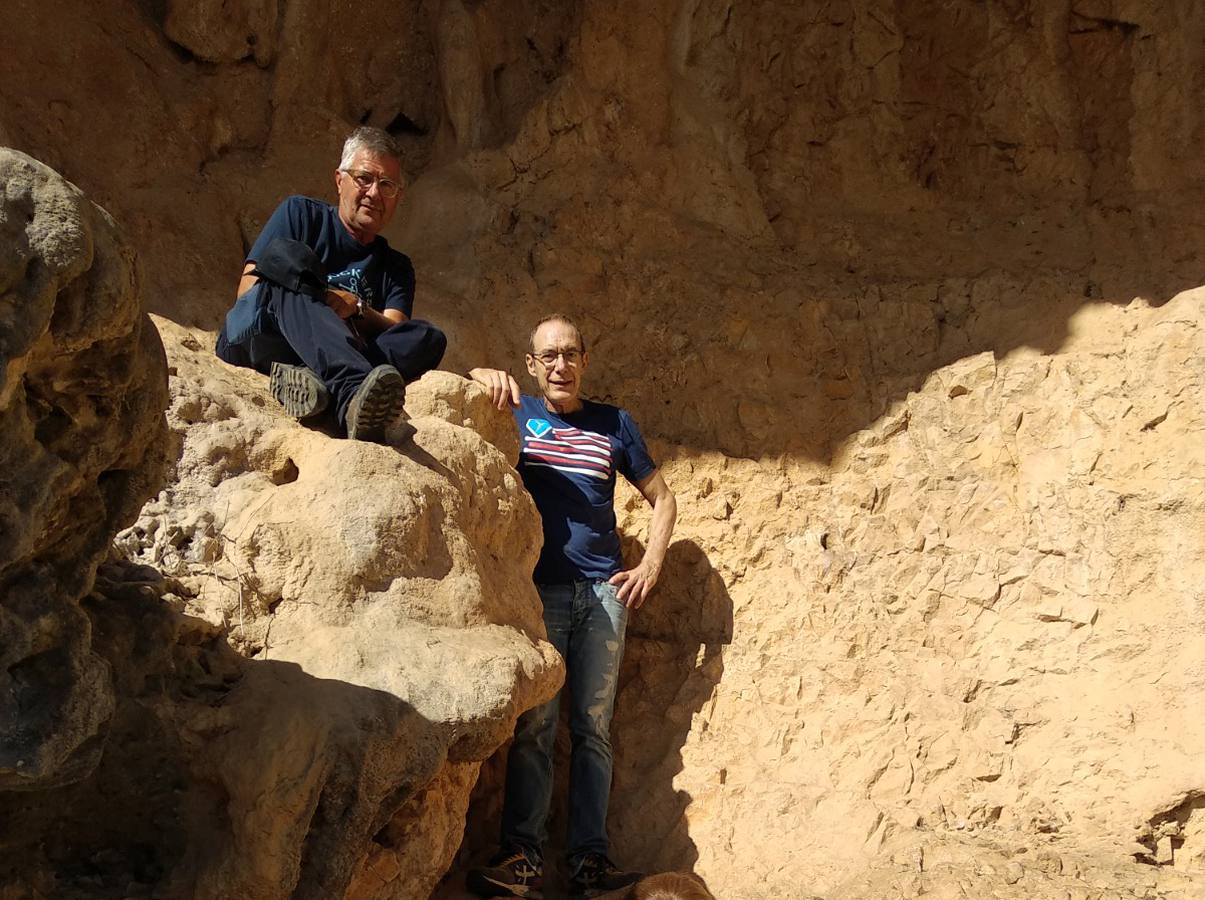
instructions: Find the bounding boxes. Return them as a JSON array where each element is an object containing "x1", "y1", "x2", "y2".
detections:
[
  {"x1": 324, "y1": 288, "x2": 359, "y2": 319},
  {"x1": 609, "y1": 558, "x2": 662, "y2": 609}
]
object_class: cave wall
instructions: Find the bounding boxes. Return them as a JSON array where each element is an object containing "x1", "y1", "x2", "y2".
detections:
[
  {"x1": 3, "y1": 2, "x2": 1205, "y2": 898},
  {"x1": 3, "y1": 2, "x2": 1203, "y2": 333}
]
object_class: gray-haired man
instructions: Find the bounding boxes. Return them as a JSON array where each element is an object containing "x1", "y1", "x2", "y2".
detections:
[{"x1": 215, "y1": 126, "x2": 446, "y2": 441}]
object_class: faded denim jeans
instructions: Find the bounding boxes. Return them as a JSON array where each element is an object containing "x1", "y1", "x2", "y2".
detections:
[{"x1": 501, "y1": 580, "x2": 629, "y2": 863}]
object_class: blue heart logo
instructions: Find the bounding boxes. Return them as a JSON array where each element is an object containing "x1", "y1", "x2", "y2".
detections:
[{"x1": 526, "y1": 418, "x2": 552, "y2": 438}]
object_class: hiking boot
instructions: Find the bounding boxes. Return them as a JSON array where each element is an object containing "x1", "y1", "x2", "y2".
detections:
[
  {"x1": 344, "y1": 364, "x2": 405, "y2": 442},
  {"x1": 269, "y1": 362, "x2": 330, "y2": 419},
  {"x1": 466, "y1": 847, "x2": 544, "y2": 898},
  {"x1": 568, "y1": 853, "x2": 642, "y2": 897}
]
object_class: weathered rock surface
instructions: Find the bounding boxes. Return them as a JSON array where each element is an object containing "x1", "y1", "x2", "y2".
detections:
[
  {"x1": 98, "y1": 320, "x2": 562, "y2": 898},
  {"x1": 4, "y1": 2, "x2": 1205, "y2": 899},
  {"x1": 0, "y1": 149, "x2": 168, "y2": 793},
  {"x1": 444, "y1": 296, "x2": 1205, "y2": 900},
  {"x1": 598, "y1": 292, "x2": 1205, "y2": 899},
  {"x1": 0, "y1": 153, "x2": 561, "y2": 897}
]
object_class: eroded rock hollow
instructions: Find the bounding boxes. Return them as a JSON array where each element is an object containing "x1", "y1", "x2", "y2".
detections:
[{"x1": 2, "y1": 1, "x2": 1203, "y2": 898}]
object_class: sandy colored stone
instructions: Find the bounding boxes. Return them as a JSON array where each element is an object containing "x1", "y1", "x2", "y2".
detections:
[
  {"x1": 105, "y1": 321, "x2": 561, "y2": 896},
  {"x1": 3, "y1": 3, "x2": 1205, "y2": 899},
  {"x1": 0, "y1": 149, "x2": 168, "y2": 792},
  {"x1": 0, "y1": 316, "x2": 562, "y2": 897},
  {"x1": 588, "y1": 291, "x2": 1205, "y2": 899}
]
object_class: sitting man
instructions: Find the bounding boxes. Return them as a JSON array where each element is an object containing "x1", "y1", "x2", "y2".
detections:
[
  {"x1": 215, "y1": 126, "x2": 446, "y2": 442},
  {"x1": 467, "y1": 315, "x2": 677, "y2": 898}
]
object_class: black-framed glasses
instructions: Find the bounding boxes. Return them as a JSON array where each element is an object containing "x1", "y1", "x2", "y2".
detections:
[
  {"x1": 531, "y1": 348, "x2": 583, "y2": 368},
  {"x1": 341, "y1": 168, "x2": 402, "y2": 198}
]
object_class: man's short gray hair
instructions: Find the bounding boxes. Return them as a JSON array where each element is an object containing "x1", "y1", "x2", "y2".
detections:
[
  {"x1": 339, "y1": 126, "x2": 402, "y2": 170},
  {"x1": 529, "y1": 314, "x2": 586, "y2": 354}
]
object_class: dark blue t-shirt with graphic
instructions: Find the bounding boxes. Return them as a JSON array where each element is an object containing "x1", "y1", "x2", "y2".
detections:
[
  {"x1": 246, "y1": 195, "x2": 415, "y2": 317},
  {"x1": 513, "y1": 394, "x2": 657, "y2": 583}
]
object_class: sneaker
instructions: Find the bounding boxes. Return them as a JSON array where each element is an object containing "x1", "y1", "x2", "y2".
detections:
[
  {"x1": 466, "y1": 847, "x2": 544, "y2": 898},
  {"x1": 568, "y1": 853, "x2": 642, "y2": 897},
  {"x1": 344, "y1": 364, "x2": 406, "y2": 442},
  {"x1": 269, "y1": 362, "x2": 330, "y2": 419}
]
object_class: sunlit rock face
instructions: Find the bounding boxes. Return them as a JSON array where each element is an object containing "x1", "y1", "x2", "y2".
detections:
[
  {"x1": 3, "y1": 2, "x2": 1205, "y2": 898},
  {"x1": 0, "y1": 154, "x2": 561, "y2": 898},
  {"x1": 102, "y1": 327, "x2": 562, "y2": 898}
]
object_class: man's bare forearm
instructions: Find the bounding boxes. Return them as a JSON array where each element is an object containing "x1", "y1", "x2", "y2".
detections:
[
  {"x1": 357, "y1": 304, "x2": 407, "y2": 335},
  {"x1": 643, "y1": 491, "x2": 677, "y2": 569},
  {"x1": 237, "y1": 261, "x2": 259, "y2": 298},
  {"x1": 637, "y1": 471, "x2": 677, "y2": 570}
]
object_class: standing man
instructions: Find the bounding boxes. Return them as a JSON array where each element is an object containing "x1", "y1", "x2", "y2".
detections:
[
  {"x1": 215, "y1": 126, "x2": 446, "y2": 442},
  {"x1": 467, "y1": 315, "x2": 677, "y2": 898}
]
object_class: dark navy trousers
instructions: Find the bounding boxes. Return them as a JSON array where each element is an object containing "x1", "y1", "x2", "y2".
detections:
[{"x1": 215, "y1": 282, "x2": 446, "y2": 423}]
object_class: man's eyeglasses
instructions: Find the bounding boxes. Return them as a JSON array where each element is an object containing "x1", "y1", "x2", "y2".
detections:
[
  {"x1": 341, "y1": 168, "x2": 403, "y2": 199},
  {"x1": 531, "y1": 348, "x2": 583, "y2": 368}
]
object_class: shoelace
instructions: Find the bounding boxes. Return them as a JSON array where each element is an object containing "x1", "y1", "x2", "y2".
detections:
[{"x1": 500, "y1": 852, "x2": 540, "y2": 877}]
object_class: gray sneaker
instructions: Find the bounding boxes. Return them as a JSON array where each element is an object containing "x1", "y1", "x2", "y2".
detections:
[
  {"x1": 344, "y1": 364, "x2": 406, "y2": 442},
  {"x1": 269, "y1": 362, "x2": 330, "y2": 419}
]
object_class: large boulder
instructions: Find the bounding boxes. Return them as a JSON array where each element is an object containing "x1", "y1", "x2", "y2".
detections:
[
  {"x1": 0, "y1": 148, "x2": 168, "y2": 792},
  {"x1": 103, "y1": 321, "x2": 561, "y2": 898},
  {"x1": 0, "y1": 150, "x2": 561, "y2": 898}
]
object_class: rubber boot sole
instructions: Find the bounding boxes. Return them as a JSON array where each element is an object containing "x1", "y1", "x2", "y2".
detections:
[
  {"x1": 269, "y1": 362, "x2": 330, "y2": 419},
  {"x1": 345, "y1": 364, "x2": 406, "y2": 442}
]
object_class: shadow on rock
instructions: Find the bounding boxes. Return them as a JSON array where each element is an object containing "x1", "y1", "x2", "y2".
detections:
[
  {"x1": 441, "y1": 539, "x2": 731, "y2": 899},
  {"x1": 0, "y1": 558, "x2": 452, "y2": 900},
  {"x1": 606, "y1": 539, "x2": 731, "y2": 892}
]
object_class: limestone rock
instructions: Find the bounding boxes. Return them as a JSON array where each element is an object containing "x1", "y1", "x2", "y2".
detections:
[
  {"x1": 0, "y1": 151, "x2": 561, "y2": 896},
  {"x1": 0, "y1": 149, "x2": 168, "y2": 792},
  {"x1": 164, "y1": 0, "x2": 279, "y2": 65},
  {"x1": 103, "y1": 320, "x2": 561, "y2": 896},
  {"x1": 406, "y1": 370, "x2": 521, "y2": 465},
  {"x1": 593, "y1": 291, "x2": 1205, "y2": 899},
  {"x1": 5, "y1": 3, "x2": 1205, "y2": 899}
]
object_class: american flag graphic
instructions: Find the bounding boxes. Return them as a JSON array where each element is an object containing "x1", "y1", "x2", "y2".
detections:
[{"x1": 523, "y1": 422, "x2": 613, "y2": 480}]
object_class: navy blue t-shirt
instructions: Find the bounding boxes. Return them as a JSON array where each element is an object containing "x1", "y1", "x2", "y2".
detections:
[
  {"x1": 246, "y1": 195, "x2": 416, "y2": 317},
  {"x1": 514, "y1": 395, "x2": 657, "y2": 583}
]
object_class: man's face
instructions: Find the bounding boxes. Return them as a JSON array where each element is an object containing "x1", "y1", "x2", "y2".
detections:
[
  {"x1": 526, "y1": 320, "x2": 588, "y2": 409},
  {"x1": 334, "y1": 150, "x2": 404, "y2": 241}
]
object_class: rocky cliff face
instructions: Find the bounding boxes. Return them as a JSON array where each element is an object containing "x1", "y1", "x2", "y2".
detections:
[
  {"x1": 0, "y1": 154, "x2": 561, "y2": 898},
  {"x1": 3, "y1": 2, "x2": 1204, "y2": 899},
  {"x1": 606, "y1": 293, "x2": 1205, "y2": 898}
]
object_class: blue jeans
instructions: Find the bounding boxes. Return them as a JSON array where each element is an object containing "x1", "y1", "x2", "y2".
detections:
[{"x1": 501, "y1": 580, "x2": 629, "y2": 862}]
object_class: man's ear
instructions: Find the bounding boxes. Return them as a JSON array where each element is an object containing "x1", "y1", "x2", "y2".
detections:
[
  {"x1": 579, "y1": 351, "x2": 589, "y2": 374},
  {"x1": 525, "y1": 353, "x2": 538, "y2": 379}
]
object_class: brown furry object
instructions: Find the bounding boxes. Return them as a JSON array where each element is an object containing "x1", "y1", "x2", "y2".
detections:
[{"x1": 629, "y1": 872, "x2": 716, "y2": 900}]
